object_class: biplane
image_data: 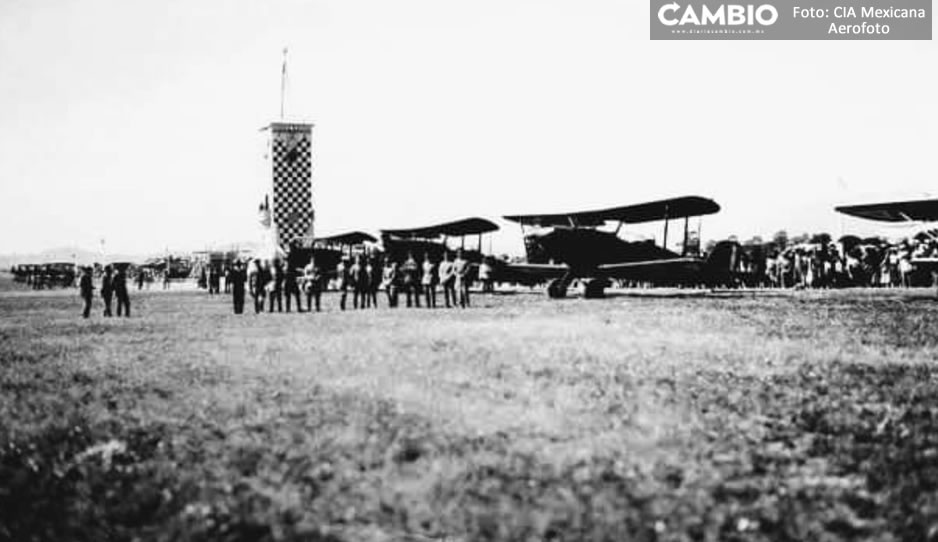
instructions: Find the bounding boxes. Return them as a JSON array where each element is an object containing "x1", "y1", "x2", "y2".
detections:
[
  {"x1": 286, "y1": 231, "x2": 378, "y2": 282},
  {"x1": 500, "y1": 195, "x2": 740, "y2": 298},
  {"x1": 380, "y1": 217, "x2": 499, "y2": 269},
  {"x1": 835, "y1": 197, "x2": 938, "y2": 279}
]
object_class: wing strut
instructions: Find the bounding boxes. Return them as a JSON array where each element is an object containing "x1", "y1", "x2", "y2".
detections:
[{"x1": 682, "y1": 216, "x2": 689, "y2": 256}]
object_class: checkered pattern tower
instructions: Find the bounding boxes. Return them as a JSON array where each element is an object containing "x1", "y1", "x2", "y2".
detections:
[{"x1": 269, "y1": 122, "x2": 314, "y2": 251}]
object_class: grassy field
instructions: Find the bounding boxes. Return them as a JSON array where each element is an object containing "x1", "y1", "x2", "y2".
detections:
[{"x1": 2, "y1": 273, "x2": 938, "y2": 541}]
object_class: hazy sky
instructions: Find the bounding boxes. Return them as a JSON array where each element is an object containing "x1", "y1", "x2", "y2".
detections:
[{"x1": 0, "y1": 0, "x2": 935, "y2": 257}]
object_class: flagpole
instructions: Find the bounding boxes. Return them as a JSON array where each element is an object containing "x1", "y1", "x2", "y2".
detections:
[{"x1": 280, "y1": 47, "x2": 288, "y2": 120}]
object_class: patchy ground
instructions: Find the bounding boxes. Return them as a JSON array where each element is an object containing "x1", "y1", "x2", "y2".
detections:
[{"x1": 2, "y1": 279, "x2": 938, "y2": 541}]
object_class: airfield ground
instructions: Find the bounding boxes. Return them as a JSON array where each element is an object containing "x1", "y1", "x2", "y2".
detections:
[{"x1": 1, "y1": 275, "x2": 938, "y2": 541}]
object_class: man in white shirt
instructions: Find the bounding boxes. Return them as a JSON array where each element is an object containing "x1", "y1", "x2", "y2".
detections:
[{"x1": 438, "y1": 252, "x2": 456, "y2": 308}]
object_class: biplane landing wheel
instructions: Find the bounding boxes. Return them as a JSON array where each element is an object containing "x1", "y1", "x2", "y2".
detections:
[
  {"x1": 547, "y1": 278, "x2": 568, "y2": 299},
  {"x1": 583, "y1": 279, "x2": 608, "y2": 299}
]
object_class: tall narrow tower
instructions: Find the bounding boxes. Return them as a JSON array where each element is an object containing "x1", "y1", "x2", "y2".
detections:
[{"x1": 269, "y1": 122, "x2": 314, "y2": 251}]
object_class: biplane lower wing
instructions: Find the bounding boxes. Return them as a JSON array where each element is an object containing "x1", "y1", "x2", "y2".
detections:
[
  {"x1": 494, "y1": 261, "x2": 569, "y2": 286},
  {"x1": 598, "y1": 257, "x2": 706, "y2": 283},
  {"x1": 495, "y1": 257, "x2": 708, "y2": 286}
]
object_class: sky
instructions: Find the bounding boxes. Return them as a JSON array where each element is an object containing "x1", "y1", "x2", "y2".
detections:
[{"x1": 0, "y1": 0, "x2": 935, "y2": 258}]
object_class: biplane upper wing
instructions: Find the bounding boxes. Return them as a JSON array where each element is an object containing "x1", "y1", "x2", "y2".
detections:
[
  {"x1": 381, "y1": 217, "x2": 499, "y2": 239},
  {"x1": 503, "y1": 196, "x2": 720, "y2": 228},
  {"x1": 316, "y1": 231, "x2": 378, "y2": 245},
  {"x1": 835, "y1": 198, "x2": 938, "y2": 223}
]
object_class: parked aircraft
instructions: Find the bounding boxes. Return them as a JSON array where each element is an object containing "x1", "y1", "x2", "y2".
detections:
[
  {"x1": 287, "y1": 231, "x2": 378, "y2": 278},
  {"x1": 500, "y1": 195, "x2": 741, "y2": 298},
  {"x1": 380, "y1": 217, "x2": 499, "y2": 275}
]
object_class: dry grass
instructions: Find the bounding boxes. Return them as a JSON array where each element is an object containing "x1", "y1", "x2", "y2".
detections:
[{"x1": 2, "y1": 277, "x2": 938, "y2": 541}]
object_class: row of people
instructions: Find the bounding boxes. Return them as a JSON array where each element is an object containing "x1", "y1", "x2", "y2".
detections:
[{"x1": 226, "y1": 250, "x2": 476, "y2": 314}]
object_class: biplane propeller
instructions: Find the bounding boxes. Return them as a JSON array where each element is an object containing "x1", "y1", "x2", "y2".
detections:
[{"x1": 500, "y1": 195, "x2": 739, "y2": 298}]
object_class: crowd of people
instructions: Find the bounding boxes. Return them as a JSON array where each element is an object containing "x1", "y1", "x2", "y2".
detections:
[
  {"x1": 733, "y1": 233, "x2": 938, "y2": 288},
  {"x1": 222, "y1": 249, "x2": 479, "y2": 315}
]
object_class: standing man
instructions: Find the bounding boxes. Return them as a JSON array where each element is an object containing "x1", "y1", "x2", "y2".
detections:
[
  {"x1": 439, "y1": 252, "x2": 456, "y2": 308},
  {"x1": 101, "y1": 265, "x2": 114, "y2": 317},
  {"x1": 382, "y1": 259, "x2": 399, "y2": 308},
  {"x1": 453, "y1": 249, "x2": 470, "y2": 308},
  {"x1": 268, "y1": 260, "x2": 284, "y2": 313},
  {"x1": 249, "y1": 259, "x2": 266, "y2": 313},
  {"x1": 114, "y1": 266, "x2": 131, "y2": 317},
  {"x1": 401, "y1": 252, "x2": 420, "y2": 308},
  {"x1": 79, "y1": 266, "x2": 94, "y2": 318},
  {"x1": 284, "y1": 262, "x2": 303, "y2": 313},
  {"x1": 479, "y1": 256, "x2": 495, "y2": 294},
  {"x1": 350, "y1": 255, "x2": 368, "y2": 309},
  {"x1": 368, "y1": 255, "x2": 381, "y2": 309},
  {"x1": 422, "y1": 253, "x2": 437, "y2": 308},
  {"x1": 336, "y1": 257, "x2": 350, "y2": 311},
  {"x1": 209, "y1": 266, "x2": 220, "y2": 295},
  {"x1": 231, "y1": 260, "x2": 246, "y2": 314},
  {"x1": 304, "y1": 258, "x2": 322, "y2": 312}
]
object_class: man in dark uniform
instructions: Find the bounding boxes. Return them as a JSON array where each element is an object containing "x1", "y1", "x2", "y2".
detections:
[
  {"x1": 114, "y1": 266, "x2": 131, "y2": 317},
  {"x1": 284, "y1": 261, "x2": 302, "y2": 313},
  {"x1": 101, "y1": 265, "x2": 114, "y2": 317},
  {"x1": 208, "y1": 265, "x2": 220, "y2": 295},
  {"x1": 231, "y1": 260, "x2": 246, "y2": 314},
  {"x1": 136, "y1": 268, "x2": 145, "y2": 290},
  {"x1": 350, "y1": 255, "x2": 367, "y2": 309},
  {"x1": 249, "y1": 259, "x2": 266, "y2": 313},
  {"x1": 79, "y1": 267, "x2": 94, "y2": 318},
  {"x1": 303, "y1": 258, "x2": 322, "y2": 312},
  {"x1": 198, "y1": 267, "x2": 208, "y2": 290},
  {"x1": 368, "y1": 254, "x2": 381, "y2": 309},
  {"x1": 268, "y1": 260, "x2": 284, "y2": 312}
]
